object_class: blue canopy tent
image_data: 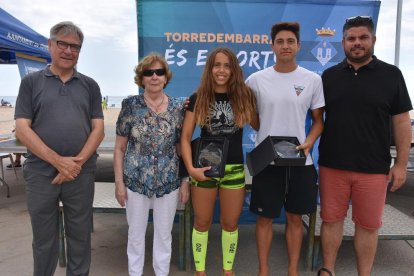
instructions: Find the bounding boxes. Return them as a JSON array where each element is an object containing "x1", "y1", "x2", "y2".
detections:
[{"x1": 0, "y1": 7, "x2": 50, "y2": 64}]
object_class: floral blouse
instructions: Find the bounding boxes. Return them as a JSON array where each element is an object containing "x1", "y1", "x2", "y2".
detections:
[{"x1": 116, "y1": 94, "x2": 184, "y2": 198}]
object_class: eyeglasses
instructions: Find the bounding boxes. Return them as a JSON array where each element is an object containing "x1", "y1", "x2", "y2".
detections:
[
  {"x1": 56, "y1": 40, "x2": 82, "y2": 53},
  {"x1": 345, "y1": 15, "x2": 373, "y2": 23},
  {"x1": 142, "y1": 69, "x2": 166, "y2": 77}
]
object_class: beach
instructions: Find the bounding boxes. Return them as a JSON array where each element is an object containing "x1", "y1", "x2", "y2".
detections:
[
  {"x1": 0, "y1": 106, "x2": 14, "y2": 136},
  {"x1": 0, "y1": 106, "x2": 121, "y2": 136}
]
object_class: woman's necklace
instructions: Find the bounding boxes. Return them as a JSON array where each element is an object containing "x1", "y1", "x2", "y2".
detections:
[{"x1": 144, "y1": 93, "x2": 165, "y2": 113}]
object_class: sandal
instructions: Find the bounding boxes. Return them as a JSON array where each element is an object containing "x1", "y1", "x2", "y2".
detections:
[
  {"x1": 6, "y1": 161, "x2": 21, "y2": 169},
  {"x1": 317, "y1": 267, "x2": 333, "y2": 276}
]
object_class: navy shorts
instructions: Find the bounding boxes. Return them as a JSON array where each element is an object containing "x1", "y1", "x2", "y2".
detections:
[{"x1": 249, "y1": 165, "x2": 318, "y2": 218}]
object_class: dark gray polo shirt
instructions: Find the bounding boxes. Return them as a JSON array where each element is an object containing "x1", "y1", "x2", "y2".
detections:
[{"x1": 15, "y1": 66, "x2": 104, "y2": 176}]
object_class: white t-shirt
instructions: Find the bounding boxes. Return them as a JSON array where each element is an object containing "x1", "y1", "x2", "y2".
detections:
[{"x1": 246, "y1": 65, "x2": 325, "y2": 165}]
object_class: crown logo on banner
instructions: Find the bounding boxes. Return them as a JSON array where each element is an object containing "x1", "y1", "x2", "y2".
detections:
[
  {"x1": 312, "y1": 26, "x2": 338, "y2": 66},
  {"x1": 315, "y1": 27, "x2": 336, "y2": 37}
]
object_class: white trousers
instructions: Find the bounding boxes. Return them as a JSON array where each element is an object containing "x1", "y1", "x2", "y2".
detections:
[{"x1": 126, "y1": 188, "x2": 179, "y2": 276}]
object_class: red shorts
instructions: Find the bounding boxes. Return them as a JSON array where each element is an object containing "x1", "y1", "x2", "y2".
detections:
[{"x1": 319, "y1": 166, "x2": 388, "y2": 230}]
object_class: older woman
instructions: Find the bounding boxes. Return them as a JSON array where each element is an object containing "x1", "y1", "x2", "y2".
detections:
[{"x1": 113, "y1": 53, "x2": 189, "y2": 276}]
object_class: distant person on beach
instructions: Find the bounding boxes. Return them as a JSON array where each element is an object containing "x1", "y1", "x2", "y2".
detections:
[
  {"x1": 102, "y1": 96, "x2": 108, "y2": 110},
  {"x1": 317, "y1": 16, "x2": 412, "y2": 276},
  {"x1": 246, "y1": 22, "x2": 324, "y2": 276},
  {"x1": 14, "y1": 21, "x2": 104, "y2": 276},
  {"x1": 1, "y1": 98, "x2": 12, "y2": 107},
  {"x1": 113, "y1": 53, "x2": 189, "y2": 276},
  {"x1": 181, "y1": 47, "x2": 258, "y2": 276}
]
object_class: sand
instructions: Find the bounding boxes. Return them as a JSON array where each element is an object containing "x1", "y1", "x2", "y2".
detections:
[{"x1": 0, "y1": 106, "x2": 120, "y2": 136}]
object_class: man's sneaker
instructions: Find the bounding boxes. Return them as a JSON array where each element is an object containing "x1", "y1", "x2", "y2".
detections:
[{"x1": 6, "y1": 162, "x2": 21, "y2": 169}]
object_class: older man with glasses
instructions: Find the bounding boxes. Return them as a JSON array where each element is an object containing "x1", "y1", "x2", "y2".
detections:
[
  {"x1": 317, "y1": 16, "x2": 412, "y2": 276},
  {"x1": 14, "y1": 21, "x2": 104, "y2": 276}
]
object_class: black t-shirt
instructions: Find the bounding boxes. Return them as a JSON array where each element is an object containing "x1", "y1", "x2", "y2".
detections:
[
  {"x1": 188, "y1": 92, "x2": 244, "y2": 164},
  {"x1": 318, "y1": 56, "x2": 412, "y2": 174}
]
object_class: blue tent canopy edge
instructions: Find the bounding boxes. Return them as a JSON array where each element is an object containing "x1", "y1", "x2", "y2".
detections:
[{"x1": 0, "y1": 7, "x2": 51, "y2": 64}]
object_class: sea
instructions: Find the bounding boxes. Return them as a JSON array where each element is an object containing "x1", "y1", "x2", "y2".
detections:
[{"x1": 1, "y1": 95, "x2": 130, "y2": 108}]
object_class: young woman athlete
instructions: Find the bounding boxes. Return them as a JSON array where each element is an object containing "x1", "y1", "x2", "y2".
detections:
[{"x1": 181, "y1": 47, "x2": 258, "y2": 276}]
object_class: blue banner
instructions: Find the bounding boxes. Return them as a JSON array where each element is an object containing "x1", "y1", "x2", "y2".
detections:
[
  {"x1": 137, "y1": 0, "x2": 381, "y2": 173},
  {"x1": 137, "y1": 0, "x2": 380, "y2": 97},
  {"x1": 16, "y1": 53, "x2": 47, "y2": 78}
]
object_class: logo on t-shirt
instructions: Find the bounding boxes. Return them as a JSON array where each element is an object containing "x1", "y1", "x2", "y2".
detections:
[
  {"x1": 294, "y1": 85, "x2": 305, "y2": 96},
  {"x1": 209, "y1": 100, "x2": 236, "y2": 135}
]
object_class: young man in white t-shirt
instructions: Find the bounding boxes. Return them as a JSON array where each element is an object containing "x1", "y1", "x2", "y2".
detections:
[{"x1": 246, "y1": 22, "x2": 325, "y2": 276}]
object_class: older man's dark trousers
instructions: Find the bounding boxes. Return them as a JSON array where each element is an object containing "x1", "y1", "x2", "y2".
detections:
[{"x1": 23, "y1": 170, "x2": 95, "y2": 276}]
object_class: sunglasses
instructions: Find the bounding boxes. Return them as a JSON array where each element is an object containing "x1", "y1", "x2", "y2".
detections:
[
  {"x1": 142, "y1": 69, "x2": 166, "y2": 77},
  {"x1": 345, "y1": 15, "x2": 373, "y2": 23}
]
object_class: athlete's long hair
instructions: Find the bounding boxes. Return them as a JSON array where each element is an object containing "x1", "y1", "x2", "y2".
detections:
[{"x1": 194, "y1": 47, "x2": 257, "y2": 128}]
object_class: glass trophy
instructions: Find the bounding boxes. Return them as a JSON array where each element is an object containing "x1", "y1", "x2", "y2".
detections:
[
  {"x1": 273, "y1": 140, "x2": 301, "y2": 158},
  {"x1": 193, "y1": 137, "x2": 229, "y2": 177}
]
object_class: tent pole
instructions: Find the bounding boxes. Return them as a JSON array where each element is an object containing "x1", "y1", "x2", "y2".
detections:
[{"x1": 394, "y1": 0, "x2": 403, "y2": 67}]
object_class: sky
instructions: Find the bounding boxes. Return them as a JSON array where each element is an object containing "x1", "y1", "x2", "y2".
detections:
[{"x1": 1, "y1": 0, "x2": 413, "y2": 99}]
